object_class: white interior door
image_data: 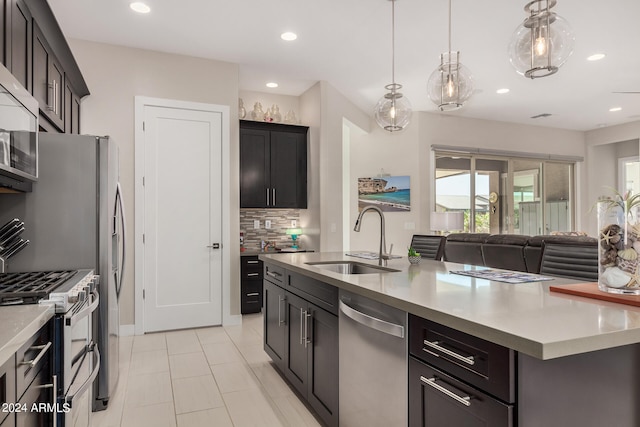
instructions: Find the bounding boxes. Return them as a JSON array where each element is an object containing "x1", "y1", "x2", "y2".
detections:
[{"x1": 142, "y1": 105, "x2": 222, "y2": 332}]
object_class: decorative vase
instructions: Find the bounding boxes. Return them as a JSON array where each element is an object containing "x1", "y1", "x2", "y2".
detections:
[
  {"x1": 250, "y1": 102, "x2": 264, "y2": 121},
  {"x1": 238, "y1": 98, "x2": 246, "y2": 119},
  {"x1": 272, "y1": 104, "x2": 282, "y2": 122},
  {"x1": 408, "y1": 255, "x2": 422, "y2": 265},
  {"x1": 264, "y1": 107, "x2": 273, "y2": 122},
  {"x1": 284, "y1": 110, "x2": 297, "y2": 124},
  {"x1": 597, "y1": 200, "x2": 640, "y2": 295}
]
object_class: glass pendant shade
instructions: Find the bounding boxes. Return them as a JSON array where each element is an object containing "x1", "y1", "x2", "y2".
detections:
[
  {"x1": 427, "y1": 51, "x2": 474, "y2": 111},
  {"x1": 508, "y1": 0, "x2": 575, "y2": 78},
  {"x1": 374, "y1": 83, "x2": 412, "y2": 132},
  {"x1": 374, "y1": 0, "x2": 411, "y2": 132}
]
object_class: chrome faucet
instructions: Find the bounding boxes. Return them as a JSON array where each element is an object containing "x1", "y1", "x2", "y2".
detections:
[{"x1": 354, "y1": 206, "x2": 392, "y2": 266}]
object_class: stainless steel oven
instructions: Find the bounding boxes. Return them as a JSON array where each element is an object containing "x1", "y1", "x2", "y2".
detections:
[{"x1": 45, "y1": 270, "x2": 100, "y2": 427}]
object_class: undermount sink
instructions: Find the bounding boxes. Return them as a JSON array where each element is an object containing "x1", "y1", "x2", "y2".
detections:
[{"x1": 306, "y1": 261, "x2": 400, "y2": 274}]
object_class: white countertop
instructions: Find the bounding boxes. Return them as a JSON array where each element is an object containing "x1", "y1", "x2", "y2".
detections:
[
  {"x1": 0, "y1": 304, "x2": 55, "y2": 367},
  {"x1": 259, "y1": 252, "x2": 640, "y2": 360}
]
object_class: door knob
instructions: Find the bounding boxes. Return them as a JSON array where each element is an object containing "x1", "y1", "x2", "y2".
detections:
[{"x1": 207, "y1": 243, "x2": 221, "y2": 249}]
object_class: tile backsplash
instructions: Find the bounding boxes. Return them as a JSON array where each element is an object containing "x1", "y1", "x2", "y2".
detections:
[{"x1": 240, "y1": 209, "x2": 300, "y2": 250}]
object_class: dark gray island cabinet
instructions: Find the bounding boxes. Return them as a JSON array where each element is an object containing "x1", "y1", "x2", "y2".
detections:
[
  {"x1": 263, "y1": 263, "x2": 339, "y2": 427},
  {"x1": 261, "y1": 255, "x2": 640, "y2": 427}
]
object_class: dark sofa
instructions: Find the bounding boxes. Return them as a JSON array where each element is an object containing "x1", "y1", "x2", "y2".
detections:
[{"x1": 442, "y1": 232, "x2": 597, "y2": 274}]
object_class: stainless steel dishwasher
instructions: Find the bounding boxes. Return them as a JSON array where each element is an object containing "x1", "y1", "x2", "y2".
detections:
[{"x1": 339, "y1": 290, "x2": 407, "y2": 427}]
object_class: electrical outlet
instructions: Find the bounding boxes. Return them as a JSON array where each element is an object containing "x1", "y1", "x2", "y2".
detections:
[
  {"x1": 291, "y1": 220, "x2": 297, "y2": 228},
  {"x1": 265, "y1": 220, "x2": 272, "y2": 229},
  {"x1": 253, "y1": 220, "x2": 260, "y2": 229}
]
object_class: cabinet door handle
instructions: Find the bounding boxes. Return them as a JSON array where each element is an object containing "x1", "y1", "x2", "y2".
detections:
[
  {"x1": 54, "y1": 79, "x2": 58, "y2": 115},
  {"x1": 246, "y1": 292, "x2": 260, "y2": 297},
  {"x1": 247, "y1": 272, "x2": 259, "y2": 277},
  {"x1": 420, "y1": 376, "x2": 472, "y2": 407},
  {"x1": 266, "y1": 188, "x2": 270, "y2": 206},
  {"x1": 278, "y1": 295, "x2": 286, "y2": 326},
  {"x1": 20, "y1": 342, "x2": 52, "y2": 368},
  {"x1": 304, "y1": 310, "x2": 311, "y2": 348},
  {"x1": 300, "y1": 308, "x2": 305, "y2": 345},
  {"x1": 247, "y1": 260, "x2": 259, "y2": 264},
  {"x1": 47, "y1": 82, "x2": 55, "y2": 111},
  {"x1": 273, "y1": 188, "x2": 276, "y2": 206},
  {"x1": 423, "y1": 340, "x2": 475, "y2": 366}
]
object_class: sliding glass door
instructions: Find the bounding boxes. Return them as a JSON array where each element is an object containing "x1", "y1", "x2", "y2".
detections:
[{"x1": 435, "y1": 152, "x2": 574, "y2": 235}]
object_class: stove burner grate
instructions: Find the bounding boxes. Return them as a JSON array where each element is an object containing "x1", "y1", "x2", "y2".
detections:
[{"x1": 0, "y1": 271, "x2": 76, "y2": 305}]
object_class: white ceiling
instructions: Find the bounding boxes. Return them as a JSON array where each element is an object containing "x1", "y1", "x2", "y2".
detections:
[{"x1": 48, "y1": 0, "x2": 640, "y2": 131}]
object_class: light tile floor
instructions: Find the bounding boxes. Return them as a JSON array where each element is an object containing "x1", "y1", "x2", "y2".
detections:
[{"x1": 92, "y1": 313, "x2": 322, "y2": 427}]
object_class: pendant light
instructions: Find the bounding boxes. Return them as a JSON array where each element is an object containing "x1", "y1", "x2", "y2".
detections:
[
  {"x1": 427, "y1": 0, "x2": 474, "y2": 111},
  {"x1": 508, "y1": 0, "x2": 575, "y2": 79},
  {"x1": 374, "y1": 0, "x2": 412, "y2": 132}
]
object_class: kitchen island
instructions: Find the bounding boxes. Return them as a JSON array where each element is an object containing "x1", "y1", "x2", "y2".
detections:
[{"x1": 260, "y1": 252, "x2": 640, "y2": 427}]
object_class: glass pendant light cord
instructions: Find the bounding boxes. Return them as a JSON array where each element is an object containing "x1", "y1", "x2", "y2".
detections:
[{"x1": 391, "y1": 0, "x2": 396, "y2": 86}]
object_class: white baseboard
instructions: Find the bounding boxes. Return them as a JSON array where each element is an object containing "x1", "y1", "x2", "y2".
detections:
[{"x1": 120, "y1": 324, "x2": 135, "y2": 337}]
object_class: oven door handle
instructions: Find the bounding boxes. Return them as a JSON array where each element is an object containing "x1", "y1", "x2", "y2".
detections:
[
  {"x1": 66, "y1": 289, "x2": 100, "y2": 327},
  {"x1": 65, "y1": 344, "x2": 100, "y2": 407}
]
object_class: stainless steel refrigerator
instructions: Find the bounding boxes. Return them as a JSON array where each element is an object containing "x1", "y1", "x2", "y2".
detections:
[{"x1": 0, "y1": 134, "x2": 125, "y2": 411}]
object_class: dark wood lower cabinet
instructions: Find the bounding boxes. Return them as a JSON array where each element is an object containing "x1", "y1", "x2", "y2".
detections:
[
  {"x1": 409, "y1": 357, "x2": 513, "y2": 427},
  {"x1": 263, "y1": 279, "x2": 286, "y2": 371},
  {"x1": 263, "y1": 265, "x2": 338, "y2": 427}
]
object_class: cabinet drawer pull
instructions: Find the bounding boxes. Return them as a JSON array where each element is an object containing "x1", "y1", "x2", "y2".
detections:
[
  {"x1": 423, "y1": 340, "x2": 475, "y2": 365},
  {"x1": 246, "y1": 292, "x2": 260, "y2": 297},
  {"x1": 247, "y1": 272, "x2": 260, "y2": 277},
  {"x1": 247, "y1": 260, "x2": 259, "y2": 264},
  {"x1": 20, "y1": 342, "x2": 52, "y2": 368},
  {"x1": 420, "y1": 376, "x2": 471, "y2": 407},
  {"x1": 266, "y1": 270, "x2": 281, "y2": 279}
]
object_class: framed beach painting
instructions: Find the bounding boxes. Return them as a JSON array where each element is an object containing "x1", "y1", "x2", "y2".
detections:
[{"x1": 358, "y1": 176, "x2": 410, "y2": 212}]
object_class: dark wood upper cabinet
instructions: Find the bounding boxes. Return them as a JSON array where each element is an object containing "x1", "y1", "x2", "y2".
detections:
[
  {"x1": 2, "y1": 0, "x2": 88, "y2": 134},
  {"x1": 240, "y1": 120, "x2": 308, "y2": 209},
  {"x1": 32, "y1": 21, "x2": 64, "y2": 131},
  {"x1": 7, "y1": 0, "x2": 32, "y2": 91}
]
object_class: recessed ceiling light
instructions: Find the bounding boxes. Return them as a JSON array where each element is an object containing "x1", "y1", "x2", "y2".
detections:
[
  {"x1": 266, "y1": 82, "x2": 278, "y2": 88},
  {"x1": 130, "y1": 2, "x2": 151, "y2": 13},
  {"x1": 496, "y1": 88, "x2": 510, "y2": 94},
  {"x1": 281, "y1": 32, "x2": 297, "y2": 41},
  {"x1": 609, "y1": 107, "x2": 622, "y2": 112},
  {"x1": 587, "y1": 53, "x2": 606, "y2": 61}
]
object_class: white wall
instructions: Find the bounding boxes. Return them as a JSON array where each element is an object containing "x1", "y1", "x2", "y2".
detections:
[
  {"x1": 318, "y1": 82, "x2": 370, "y2": 251},
  {"x1": 68, "y1": 39, "x2": 240, "y2": 326},
  {"x1": 584, "y1": 121, "x2": 640, "y2": 235},
  {"x1": 346, "y1": 111, "x2": 588, "y2": 255}
]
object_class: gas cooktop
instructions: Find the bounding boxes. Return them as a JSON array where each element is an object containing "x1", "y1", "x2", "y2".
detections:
[{"x1": 0, "y1": 270, "x2": 76, "y2": 305}]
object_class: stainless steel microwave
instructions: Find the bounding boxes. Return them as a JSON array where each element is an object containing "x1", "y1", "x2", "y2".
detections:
[{"x1": 0, "y1": 63, "x2": 38, "y2": 192}]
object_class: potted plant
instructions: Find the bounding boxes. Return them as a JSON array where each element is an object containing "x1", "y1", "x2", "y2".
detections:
[{"x1": 408, "y1": 247, "x2": 421, "y2": 265}]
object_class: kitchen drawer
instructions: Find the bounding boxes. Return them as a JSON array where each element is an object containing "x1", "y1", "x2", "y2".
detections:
[
  {"x1": 409, "y1": 315, "x2": 515, "y2": 403},
  {"x1": 241, "y1": 280, "x2": 263, "y2": 314},
  {"x1": 264, "y1": 263, "x2": 285, "y2": 285},
  {"x1": 409, "y1": 357, "x2": 513, "y2": 427},
  {"x1": 241, "y1": 256, "x2": 263, "y2": 279},
  {"x1": 15, "y1": 323, "x2": 52, "y2": 400},
  {"x1": 16, "y1": 364, "x2": 53, "y2": 427},
  {"x1": 287, "y1": 271, "x2": 338, "y2": 315}
]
